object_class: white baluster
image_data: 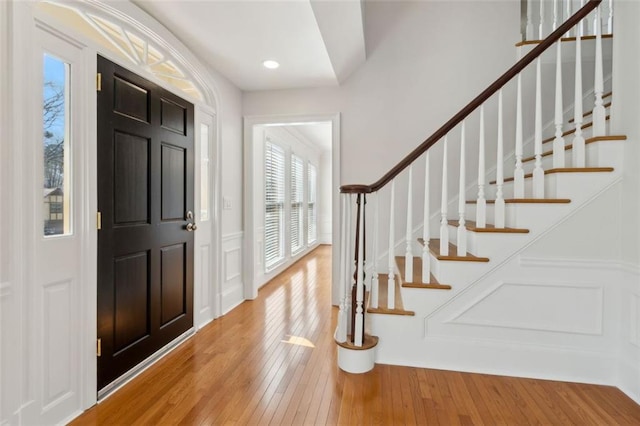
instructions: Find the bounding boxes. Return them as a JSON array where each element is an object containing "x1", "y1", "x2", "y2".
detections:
[
  {"x1": 526, "y1": 0, "x2": 535, "y2": 40},
  {"x1": 566, "y1": 0, "x2": 572, "y2": 37},
  {"x1": 539, "y1": 0, "x2": 546, "y2": 39},
  {"x1": 422, "y1": 152, "x2": 431, "y2": 284},
  {"x1": 388, "y1": 181, "x2": 396, "y2": 310},
  {"x1": 495, "y1": 90, "x2": 505, "y2": 228},
  {"x1": 370, "y1": 192, "x2": 379, "y2": 309},
  {"x1": 533, "y1": 57, "x2": 545, "y2": 198},
  {"x1": 553, "y1": 40, "x2": 565, "y2": 168},
  {"x1": 514, "y1": 72, "x2": 525, "y2": 198},
  {"x1": 440, "y1": 136, "x2": 449, "y2": 255},
  {"x1": 405, "y1": 166, "x2": 414, "y2": 283},
  {"x1": 573, "y1": 21, "x2": 586, "y2": 167},
  {"x1": 579, "y1": 0, "x2": 585, "y2": 36},
  {"x1": 552, "y1": 0, "x2": 559, "y2": 31},
  {"x1": 476, "y1": 105, "x2": 486, "y2": 228},
  {"x1": 354, "y1": 194, "x2": 365, "y2": 347},
  {"x1": 335, "y1": 194, "x2": 348, "y2": 343},
  {"x1": 457, "y1": 122, "x2": 467, "y2": 256},
  {"x1": 592, "y1": 6, "x2": 606, "y2": 137},
  {"x1": 607, "y1": 0, "x2": 613, "y2": 34}
]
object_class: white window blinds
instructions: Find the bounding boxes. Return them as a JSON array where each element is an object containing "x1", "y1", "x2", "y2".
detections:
[
  {"x1": 307, "y1": 163, "x2": 317, "y2": 244},
  {"x1": 291, "y1": 155, "x2": 304, "y2": 254},
  {"x1": 265, "y1": 142, "x2": 285, "y2": 269}
]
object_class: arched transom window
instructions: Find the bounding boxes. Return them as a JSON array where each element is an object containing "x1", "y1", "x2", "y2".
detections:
[{"x1": 37, "y1": 1, "x2": 205, "y2": 102}]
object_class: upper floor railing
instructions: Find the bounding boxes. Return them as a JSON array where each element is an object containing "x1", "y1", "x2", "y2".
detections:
[{"x1": 521, "y1": 0, "x2": 613, "y2": 41}]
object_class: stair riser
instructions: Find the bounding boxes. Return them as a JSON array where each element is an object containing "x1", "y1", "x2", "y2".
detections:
[
  {"x1": 445, "y1": 226, "x2": 526, "y2": 256},
  {"x1": 465, "y1": 202, "x2": 572, "y2": 229},
  {"x1": 519, "y1": 137, "x2": 624, "y2": 174},
  {"x1": 487, "y1": 140, "x2": 623, "y2": 200},
  {"x1": 396, "y1": 288, "x2": 452, "y2": 314},
  {"x1": 430, "y1": 254, "x2": 487, "y2": 286},
  {"x1": 465, "y1": 231, "x2": 529, "y2": 258},
  {"x1": 544, "y1": 172, "x2": 614, "y2": 198}
]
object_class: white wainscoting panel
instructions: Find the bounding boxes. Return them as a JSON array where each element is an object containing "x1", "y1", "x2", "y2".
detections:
[
  {"x1": 448, "y1": 281, "x2": 604, "y2": 336},
  {"x1": 224, "y1": 247, "x2": 241, "y2": 282},
  {"x1": 199, "y1": 244, "x2": 211, "y2": 318},
  {"x1": 0, "y1": 281, "x2": 11, "y2": 299},
  {"x1": 222, "y1": 232, "x2": 244, "y2": 314},
  {"x1": 42, "y1": 279, "x2": 75, "y2": 409},
  {"x1": 631, "y1": 293, "x2": 640, "y2": 348}
]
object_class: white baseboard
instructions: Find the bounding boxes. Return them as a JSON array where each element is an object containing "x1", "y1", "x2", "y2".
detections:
[
  {"x1": 373, "y1": 327, "x2": 616, "y2": 389},
  {"x1": 221, "y1": 283, "x2": 244, "y2": 315},
  {"x1": 618, "y1": 355, "x2": 640, "y2": 405}
]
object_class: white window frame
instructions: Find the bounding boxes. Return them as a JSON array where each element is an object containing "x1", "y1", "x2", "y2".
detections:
[
  {"x1": 307, "y1": 162, "x2": 317, "y2": 245},
  {"x1": 264, "y1": 141, "x2": 286, "y2": 271},
  {"x1": 290, "y1": 154, "x2": 305, "y2": 255}
]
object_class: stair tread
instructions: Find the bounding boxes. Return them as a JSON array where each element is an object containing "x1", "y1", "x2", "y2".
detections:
[
  {"x1": 542, "y1": 115, "x2": 610, "y2": 145},
  {"x1": 419, "y1": 238, "x2": 490, "y2": 262},
  {"x1": 568, "y1": 101, "x2": 612, "y2": 123},
  {"x1": 395, "y1": 256, "x2": 452, "y2": 289},
  {"x1": 515, "y1": 34, "x2": 613, "y2": 47},
  {"x1": 521, "y1": 135, "x2": 627, "y2": 164},
  {"x1": 447, "y1": 219, "x2": 529, "y2": 234},
  {"x1": 367, "y1": 273, "x2": 415, "y2": 316},
  {"x1": 467, "y1": 198, "x2": 571, "y2": 204},
  {"x1": 492, "y1": 167, "x2": 615, "y2": 184}
]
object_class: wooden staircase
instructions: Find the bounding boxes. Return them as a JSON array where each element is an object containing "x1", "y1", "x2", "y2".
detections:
[
  {"x1": 335, "y1": 0, "x2": 623, "y2": 377},
  {"x1": 366, "y1": 97, "x2": 622, "y2": 320}
]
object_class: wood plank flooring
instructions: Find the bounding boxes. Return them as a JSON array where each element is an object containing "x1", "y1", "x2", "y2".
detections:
[{"x1": 72, "y1": 246, "x2": 640, "y2": 425}]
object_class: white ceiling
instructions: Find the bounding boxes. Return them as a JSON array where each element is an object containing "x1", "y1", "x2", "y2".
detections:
[{"x1": 132, "y1": 0, "x2": 366, "y2": 91}]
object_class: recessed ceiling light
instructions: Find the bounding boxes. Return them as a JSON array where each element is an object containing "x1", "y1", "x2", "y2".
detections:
[{"x1": 263, "y1": 60, "x2": 280, "y2": 69}]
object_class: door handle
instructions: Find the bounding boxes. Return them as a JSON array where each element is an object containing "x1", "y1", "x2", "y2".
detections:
[{"x1": 186, "y1": 222, "x2": 197, "y2": 232}]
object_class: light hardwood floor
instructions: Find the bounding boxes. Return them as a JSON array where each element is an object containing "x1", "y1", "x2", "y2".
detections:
[{"x1": 73, "y1": 245, "x2": 640, "y2": 425}]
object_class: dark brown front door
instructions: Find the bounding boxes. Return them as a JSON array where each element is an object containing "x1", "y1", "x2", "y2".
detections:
[{"x1": 97, "y1": 55, "x2": 194, "y2": 391}]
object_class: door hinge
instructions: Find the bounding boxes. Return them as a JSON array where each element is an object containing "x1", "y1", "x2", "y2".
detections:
[
  {"x1": 96, "y1": 73, "x2": 102, "y2": 92},
  {"x1": 97, "y1": 338, "x2": 102, "y2": 357},
  {"x1": 97, "y1": 211, "x2": 102, "y2": 230}
]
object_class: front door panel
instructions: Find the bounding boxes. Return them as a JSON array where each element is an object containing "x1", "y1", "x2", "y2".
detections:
[{"x1": 97, "y1": 55, "x2": 194, "y2": 391}]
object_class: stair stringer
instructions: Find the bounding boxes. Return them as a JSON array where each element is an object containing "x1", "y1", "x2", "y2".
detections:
[{"x1": 369, "y1": 174, "x2": 625, "y2": 388}]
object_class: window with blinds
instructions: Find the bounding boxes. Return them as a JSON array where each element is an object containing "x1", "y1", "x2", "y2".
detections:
[
  {"x1": 290, "y1": 155, "x2": 304, "y2": 255},
  {"x1": 264, "y1": 142, "x2": 285, "y2": 269},
  {"x1": 307, "y1": 163, "x2": 317, "y2": 244}
]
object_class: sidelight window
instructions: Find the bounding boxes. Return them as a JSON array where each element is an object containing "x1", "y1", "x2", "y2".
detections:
[{"x1": 43, "y1": 54, "x2": 71, "y2": 237}]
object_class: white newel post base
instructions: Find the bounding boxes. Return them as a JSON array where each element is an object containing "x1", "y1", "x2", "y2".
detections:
[{"x1": 336, "y1": 335, "x2": 379, "y2": 374}]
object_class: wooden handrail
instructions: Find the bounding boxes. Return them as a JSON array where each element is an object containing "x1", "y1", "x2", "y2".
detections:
[{"x1": 340, "y1": 0, "x2": 602, "y2": 195}]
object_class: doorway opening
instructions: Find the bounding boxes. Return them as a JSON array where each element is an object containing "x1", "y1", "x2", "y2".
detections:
[{"x1": 243, "y1": 115, "x2": 340, "y2": 306}]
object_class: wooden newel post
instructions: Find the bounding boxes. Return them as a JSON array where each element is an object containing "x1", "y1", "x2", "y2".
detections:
[{"x1": 350, "y1": 193, "x2": 366, "y2": 345}]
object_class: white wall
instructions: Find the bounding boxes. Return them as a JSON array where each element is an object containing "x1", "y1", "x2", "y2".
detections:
[
  {"x1": 211, "y1": 68, "x2": 246, "y2": 314},
  {"x1": 610, "y1": 0, "x2": 640, "y2": 404},
  {"x1": 319, "y1": 150, "x2": 333, "y2": 244},
  {"x1": 612, "y1": 0, "x2": 640, "y2": 266}
]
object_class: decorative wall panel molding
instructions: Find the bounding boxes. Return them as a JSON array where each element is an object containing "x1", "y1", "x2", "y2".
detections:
[
  {"x1": 446, "y1": 281, "x2": 604, "y2": 335},
  {"x1": 224, "y1": 247, "x2": 241, "y2": 283},
  {"x1": 0, "y1": 281, "x2": 12, "y2": 299},
  {"x1": 43, "y1": 280, "x2": 74, "y2": 408},
  {"x1": 631, "y1": 293, "x2": 640, "y2": 348}
]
